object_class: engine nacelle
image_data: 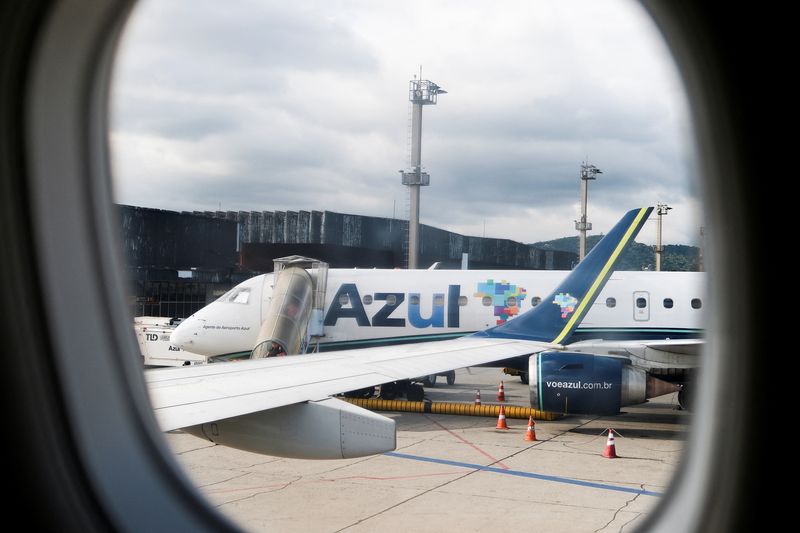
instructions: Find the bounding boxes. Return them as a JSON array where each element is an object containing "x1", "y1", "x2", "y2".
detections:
[
  {"x1": 183, "y1": 397, "x2": 396, "y2": 459},
  {"x1": 529, "y1": 352, "x2": 647, "y2": 415}
]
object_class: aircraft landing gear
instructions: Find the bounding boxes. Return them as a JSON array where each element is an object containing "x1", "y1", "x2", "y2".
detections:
[{"x1": 423, "y1": 370, "x2": 456, "y2": 387}]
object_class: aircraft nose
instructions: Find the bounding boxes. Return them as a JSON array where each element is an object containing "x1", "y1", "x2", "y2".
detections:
[{"x1": 170, "y1": 318, "x2": 203, "y2": 349}]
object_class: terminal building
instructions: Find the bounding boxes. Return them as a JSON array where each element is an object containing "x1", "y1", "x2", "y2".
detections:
[{"x1": 120, "y1": 205, "x2": 577, "y2": 319}]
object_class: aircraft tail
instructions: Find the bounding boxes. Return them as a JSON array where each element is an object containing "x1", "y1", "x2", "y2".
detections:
[{"x1": 474, "y1": 207, "x2": 653, "y2": 344}]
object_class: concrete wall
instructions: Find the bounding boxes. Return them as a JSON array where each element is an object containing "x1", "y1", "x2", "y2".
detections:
[
  {"x1": 183, "y1": 208, "x2": 576, "y2": 271},
  {"x1": 119, "y1": 205, "x2": 575, "y2": 272},
  {"x1": 120, "y1": 205, "x2": 237, "y2": 270}
]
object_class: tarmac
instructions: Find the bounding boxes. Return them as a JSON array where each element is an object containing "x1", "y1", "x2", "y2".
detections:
[{"x1": 165, "y1": 367, "x2": 689, "y2": 532}]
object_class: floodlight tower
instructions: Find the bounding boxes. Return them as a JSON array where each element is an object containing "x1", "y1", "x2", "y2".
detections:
[
  {"x1": 655, "y1": 203, "x2": 673, "y2": 271},
  {"x1": 575, "y1": 162, "x2": 602, "y2": 260},
  {"x1": 400, "y1": 73, "x2": 446, "y2": 269}
]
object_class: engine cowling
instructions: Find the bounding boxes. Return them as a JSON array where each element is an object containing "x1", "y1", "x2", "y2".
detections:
[
  {"x1": 529, "y1": 352, "x2": 647, "y2": 415},
  {"x1": 183, "y1": 397, "x2": 396, "y2": 459}
]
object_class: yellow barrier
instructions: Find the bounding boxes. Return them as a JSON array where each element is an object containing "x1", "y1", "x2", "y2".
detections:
[{"x1": 341, "y1": 397, "x2": 560, "y2": 421}]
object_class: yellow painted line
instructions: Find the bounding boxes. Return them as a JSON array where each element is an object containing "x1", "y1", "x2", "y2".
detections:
[{"x1": 552, "y1": 207, "x2": 649, "y2": 344}]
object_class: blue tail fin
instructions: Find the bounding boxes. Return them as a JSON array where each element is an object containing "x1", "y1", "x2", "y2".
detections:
[{"x1": 474, "y1": 207, "x2": 653, "y2": 344}]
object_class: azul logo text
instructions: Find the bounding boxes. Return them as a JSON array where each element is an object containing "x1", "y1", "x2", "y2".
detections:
[{"x1": 324, "y1": 284, "x2": 462, "y2": 328}]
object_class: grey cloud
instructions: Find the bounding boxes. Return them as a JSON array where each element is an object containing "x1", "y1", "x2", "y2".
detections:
[{"x1": 112, "y1": 0, "x2": 698, "y2": 244}]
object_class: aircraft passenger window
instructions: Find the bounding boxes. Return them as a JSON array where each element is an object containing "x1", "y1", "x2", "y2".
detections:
[
  {"x1": 433, "y1": 295, "x2": 445, "y2": 306},
  {"x1": 362, "y1": 295, "x2": 373, "y2": 305},
  {"x1": 338, "y1": 294, "x2": 349, "y2": 306},
  {"x1": 507, "y1": 296, "x2": 516, "y2": 306},
  {"x1": 606, "y1": 297, "x2": 616, "y2": 308},
  {"x1": 531, "y1": 297, "x2": 541, "y2": 307},
  {"x1": 482, "y1": 296, "x2": 492, "y2": 306},
  {"x1": 664, "y1": 298, "x2": 674, "y2": 308},
  {"x1": 458, "y1": 296, "x2": 468, "y2": 306},
  {"x1": 409, "y1": 295, "x2": 420, "y2": 305},
  {"x1": 691, "y1": 298, "x2": 702, "y2": 309},
  {"x1": 386, "y1": 294, "x2": 397, "y2": 306},
  {"x1": 636, "y1": 297, "x2": 647, "y2": 309}
]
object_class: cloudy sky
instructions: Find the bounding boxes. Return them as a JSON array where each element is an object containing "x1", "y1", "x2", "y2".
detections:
[{"x1": 110, "y1": 0, "x2": 699, "y2": 246}]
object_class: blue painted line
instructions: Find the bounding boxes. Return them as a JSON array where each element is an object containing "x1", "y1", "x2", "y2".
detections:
[{"x1": 384, "y1": 452, "x2": 663, "y2": 497}]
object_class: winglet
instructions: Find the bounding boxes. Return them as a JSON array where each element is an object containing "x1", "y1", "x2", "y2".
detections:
[{"x1": 474, "y1": 207, "x2": 653, "y2": 343}]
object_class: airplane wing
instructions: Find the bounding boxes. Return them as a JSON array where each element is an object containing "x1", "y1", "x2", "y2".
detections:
[
  {"x1": 146, "y1": 336, "x2": 556, "y2": 431},
  {"x1": 641, "y1": 338, "x2": 703, "y2": 355},
  {"x1": 566, "y1": 337, "x2": 702, "y2": 368},
  {"x1": 145, "y1": 207, "x2": 652, "y2": 458}
]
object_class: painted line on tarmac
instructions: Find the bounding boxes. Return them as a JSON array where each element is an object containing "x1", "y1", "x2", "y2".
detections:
[
  {"x1": 423, "y1": 414, "x2": 510, "y2": 469},
  {"x1": 385, "y1": 452, "x2": 663, "y2": 497}
]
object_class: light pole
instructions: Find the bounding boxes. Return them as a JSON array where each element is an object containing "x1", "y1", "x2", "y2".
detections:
[
  {"x1": 655, "y1": 203, "x2": 672, "y2": 271},
  {"x1": 400, "y1": 73, "x2": 446, "y2": 269},
  {"x1": 575, "y1": 163, "x2": 602, "y2": 260}
]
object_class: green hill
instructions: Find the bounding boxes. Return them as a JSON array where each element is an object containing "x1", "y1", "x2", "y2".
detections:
[{"x1": 532, "y1": 236, "x2": 701, "y2": 271}]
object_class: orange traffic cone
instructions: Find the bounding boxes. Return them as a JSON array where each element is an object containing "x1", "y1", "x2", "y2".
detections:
[
  {"x1": 495, "y1": 405, "x2": 509, "y2": 430},
  {"x1": 602, "y1": 429, "x2": 618, "y2": 458},
  {"x1": 497, "y1": 381, "x2": 506, "y2": 402},
  {"x1": 524, "y1": 416, "x2": 537, "y2": 441},
  {"x1": 474, "y1": 389, "x2": 482, "y2": 405}
]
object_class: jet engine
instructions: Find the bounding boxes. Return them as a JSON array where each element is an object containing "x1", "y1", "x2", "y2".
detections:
[{"x1": 529, "y1": 352, "x2": 650, "y2": 415}]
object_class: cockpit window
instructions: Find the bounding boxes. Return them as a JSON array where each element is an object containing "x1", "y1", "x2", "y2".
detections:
[{"x1": 225, "y1": 288, "x2": 250, "y2": 304}]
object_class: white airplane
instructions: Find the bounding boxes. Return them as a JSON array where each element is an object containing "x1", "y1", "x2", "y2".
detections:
[
  {"x1": 171, "y1": 270, "x2": 703, "y2": 358},
  {"x1": 147, "y1": 208, "x2": 682, "y2": 460},
  {"x1": 169, "y1": 237, "x2": 703, "y2": 409}
]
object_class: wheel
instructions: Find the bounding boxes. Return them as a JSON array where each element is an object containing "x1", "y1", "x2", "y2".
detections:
[
  {"x1": 446, "y1": 370, "x2": 455, "y2": 385},
  {"x1": 422, "y1": 374, "x2": 437, "y2": 387},
  {"x1": 407, "y1": 384, "x2": 425, "y2": 402},
  {"x1": 520, "y1": 372, "x2": 529, "y2": 385}
]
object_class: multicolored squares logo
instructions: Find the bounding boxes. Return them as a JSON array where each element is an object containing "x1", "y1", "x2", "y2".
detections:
[
  {"x1": 474, "y1": 280, "x2": 528, "y2": 325},
  {"x1": 553, "y1": 293, "x2": 578, "y2": 318}
]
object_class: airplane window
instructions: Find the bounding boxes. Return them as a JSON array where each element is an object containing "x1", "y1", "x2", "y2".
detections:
[
  {"x1": 664, "y1": 298, "x2": 674, "y2": 308},
  {"x1": 107, "y1": 0, "x2": 702, "y2": 530},
  {"x1": 229, "y1": 288, "x2": 250, "y2": 304},
  {"x1": 691, "y1": 298, "x2": 702, "y2": 309}
]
